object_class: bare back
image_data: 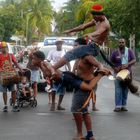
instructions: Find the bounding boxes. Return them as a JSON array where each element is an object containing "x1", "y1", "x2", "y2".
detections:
[
  {"x1": 93, "y1": 17, "x2": 110, "y2": 45},
  {"x1": 40, "y1": 61, "x2": 52, "y2": 78},
  {"x1": 77, "y1": 56, "x2": 95, "y2": 80}
]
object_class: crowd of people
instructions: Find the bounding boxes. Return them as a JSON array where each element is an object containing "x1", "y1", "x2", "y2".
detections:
[{"x1": 0, "y1": 3, "x2": 136, "y2": 140}]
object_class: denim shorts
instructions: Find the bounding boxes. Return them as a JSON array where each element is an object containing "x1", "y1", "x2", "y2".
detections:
[
  {"x1": 62, "y1": 72, "x2": 83, "y2": 89},
  {"x1": 0, "y1": 84, "x2": 16, "y2": 93},
  {"x1": 52, "y1": 82, "x2": 66, "y2": 95},
  {"x1": 64, "y1": 43, "x2": 100, "y2": 62},
  {"x1": 52, "y1": 72, "x2": 83, "y2": 95}
]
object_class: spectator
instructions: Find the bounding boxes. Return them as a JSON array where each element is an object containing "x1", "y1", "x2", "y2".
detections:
[
  {"x1": 47, "y1": 38, "x2": 71, "y2": 111},
  {"x1": 27, "y1": 40, "x2": 39, "y2": 99}
]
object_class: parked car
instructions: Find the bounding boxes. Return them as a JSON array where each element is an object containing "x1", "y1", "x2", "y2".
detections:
[{"x1": 44, "y1": 36, "x2": 76, "y2": 46}]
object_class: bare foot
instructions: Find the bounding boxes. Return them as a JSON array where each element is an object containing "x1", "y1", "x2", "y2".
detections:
[
  {"x1": 73, "y1": 136, "x2": 85, "y2": 140},
  {"x1": 48, "y1": 102, "x2": 51, "y2": 104},
  {"x1": 73, "y1": 134, "x2": 85, "y2": 140},
  {"x1": 92, "y1": 107, "x2": 99, "y2": 111},
  {"x1": 50, "y1": 103, "x2": 55, "y2": 111},
  {"x1": 89, "y1": 136, "x2": 96, "y2": 140}
]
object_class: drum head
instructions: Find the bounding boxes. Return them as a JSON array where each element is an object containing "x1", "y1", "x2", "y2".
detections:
[
  {"x1": 116, "y1": 69, "x2": 130, "y2": 80},
  {"x1": 108, "y1": 75, "x2": 115, "y2": 80}
]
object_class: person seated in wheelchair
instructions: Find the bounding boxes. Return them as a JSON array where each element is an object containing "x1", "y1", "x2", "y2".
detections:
[{"x1": 18, "y1": 75, "x2": 32, "y2": 99}]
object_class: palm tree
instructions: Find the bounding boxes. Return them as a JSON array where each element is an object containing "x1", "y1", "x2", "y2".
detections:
[
  {"x1": 20, "y1": 0, "x2": 53, "y2": 44},
  {"x1": 0, "y1": 0, "x2": 22, "y2": 41}
]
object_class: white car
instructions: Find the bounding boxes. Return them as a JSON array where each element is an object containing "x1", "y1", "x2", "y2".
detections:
[{"x1": 44, "y1": 36, "x2": 76, "y2": 46}]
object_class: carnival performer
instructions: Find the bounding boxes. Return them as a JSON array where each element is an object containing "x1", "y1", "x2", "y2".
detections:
[{"x1": 31, "y1": 50, "x2": 110, "y2": 140}]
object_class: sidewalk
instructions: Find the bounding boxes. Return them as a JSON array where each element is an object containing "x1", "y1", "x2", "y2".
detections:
[{"x1": 132, "y1": 62, "x2": 140, "y2": 82}]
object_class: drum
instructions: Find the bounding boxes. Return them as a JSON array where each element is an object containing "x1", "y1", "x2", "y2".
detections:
[
  {"x1": 116, "y1": 69, "x2": 138, "y2": 94},
  {"x1": 0, "y1": 70, "x2": 21, "y2": 86},
  {"x1": 116, "y1": 69, "x2": 130, "y2": 81}
]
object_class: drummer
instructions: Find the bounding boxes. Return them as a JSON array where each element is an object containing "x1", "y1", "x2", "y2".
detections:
[
  {"x1": 0, "y1": 41, "x2": 23, "y2": 112},
  {"x1": 110, "y1": 38, "x2": 136, "y2": 112}
]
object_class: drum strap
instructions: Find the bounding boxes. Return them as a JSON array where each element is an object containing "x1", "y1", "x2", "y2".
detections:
[
  {"x1": 100, "y1": 50, "x2": 115, "y2": 68},
  {"x1": 118, "y1": 47, "x2": 128, "y2": 64},
  {"x1": 9, "y1": 53, "x2": 14, "y2": 68}
]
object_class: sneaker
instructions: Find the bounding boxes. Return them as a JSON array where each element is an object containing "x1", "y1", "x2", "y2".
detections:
[
  {"x1": 3, "y1": 106, "x2": 8, "y2": 112},
  {"x1": 57, "y1": 106, "x2": 65, "y2": 110},
  {"x1": 12, "y1": 106, "x2": 20, "y2": 112},
  {"x1": 121, "y1": 107, "x2": 128, "y2": 111},
  {"x1": 114, "y1": 108, "x2": 121, "y2": 112}
]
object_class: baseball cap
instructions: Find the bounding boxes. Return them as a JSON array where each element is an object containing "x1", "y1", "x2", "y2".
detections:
[{"x1": 0, "y1": 41, "x2": 8, "y2": 49}]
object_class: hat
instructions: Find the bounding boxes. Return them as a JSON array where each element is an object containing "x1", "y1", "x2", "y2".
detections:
[
  {"x1": 0, "y1": 41, "x2": 8, "y2": 49},
  {"x1": 55, "y1": 38, "x2": 64, "y2": 43},
  {"x1": 91, "y1": 4, "x2": 104, "y2": 15}
]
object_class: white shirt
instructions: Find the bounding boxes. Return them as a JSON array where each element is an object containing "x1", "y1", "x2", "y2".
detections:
[{"x1": 47, "y1": 49, "x2": 68, "y2": 71}]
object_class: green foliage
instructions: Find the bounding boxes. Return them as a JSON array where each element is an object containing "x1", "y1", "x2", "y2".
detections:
[
  {"x1": 54, "y1": 0, "x2": 80, "y2": 34},
  {"x1": 0, "y1": 0, "x2": 53, "y2": 44},
  {"x1": 0, "y1": 1, "x2": 21, "y2": 41},
  {"x1": 54, "y1": 0, "x2": 140, "y2": 48},
  {"x1": 75, "y1": 0, "x2": 95, "y2": 36},
  {"x1": 104, "y1": 0, "x2": 140, "y2": 48},
  {"x1": 19, "y1": 0, "x2": 53, "y2": 44},
  {"x1": 0, "y1": 0, "x2": 139, "y2": 48}
]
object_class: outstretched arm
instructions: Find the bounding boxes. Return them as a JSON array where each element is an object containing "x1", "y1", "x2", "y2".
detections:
[
  {"x1": 80, "y1": 69, "x2": 110, "y2": 91},
  {"x1": 63, "y1": 20, "x2": 95, "y2": 34},
  {"x1": 84, "y1": 23, "x2": 107, "y2": 38}
]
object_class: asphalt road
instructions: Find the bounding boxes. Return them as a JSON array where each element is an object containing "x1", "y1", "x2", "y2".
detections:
[{"x1": 0, "y1": 77, "x2": 140, "y2": 140}]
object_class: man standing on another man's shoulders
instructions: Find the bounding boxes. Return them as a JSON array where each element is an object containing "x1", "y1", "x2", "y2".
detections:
[{"x1": 52, "y1": 3, "x2": 110, "y2": 74}]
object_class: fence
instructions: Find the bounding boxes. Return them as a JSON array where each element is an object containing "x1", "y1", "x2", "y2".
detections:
[{"x1": 135, "y1": 48, "x2": 140, "y2": 62}]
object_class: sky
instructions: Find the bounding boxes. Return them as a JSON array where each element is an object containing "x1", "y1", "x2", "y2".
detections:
[
  {"x1": 0, "y1": 0, "x2": 69, "y2": 10},
  {"x1": 52, "y1": 0, "x2": 69, "y2": 11}
]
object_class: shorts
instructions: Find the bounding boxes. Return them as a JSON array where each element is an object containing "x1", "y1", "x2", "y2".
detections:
[
  {"x1": 51, "y1": 72, "x2": 83, "y2": 95},
  {"x1": 51, "y1": 72, "x2": 82, "y2": 94},
  {"x1": 71, "y1": 89, "x2": 90, "y2": 114},
  {"x1": 52, "y1": 82, "x2": 66, "y2": 95},
  {"x1": 31, "y1": 70, "x2": 39, "y2": 82},
  {"x1": 64, "y1": 42, "x2": 100, "y2": 62},
  {"x1": 62, "y1": 71, "x2": 83, "y2": 89},
  {"x1": 71, "y1": 84, "x2": 97, "y2": 114},
  {"x1": 0, "y1": 84, "x2": 16, "y2": 93}
]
